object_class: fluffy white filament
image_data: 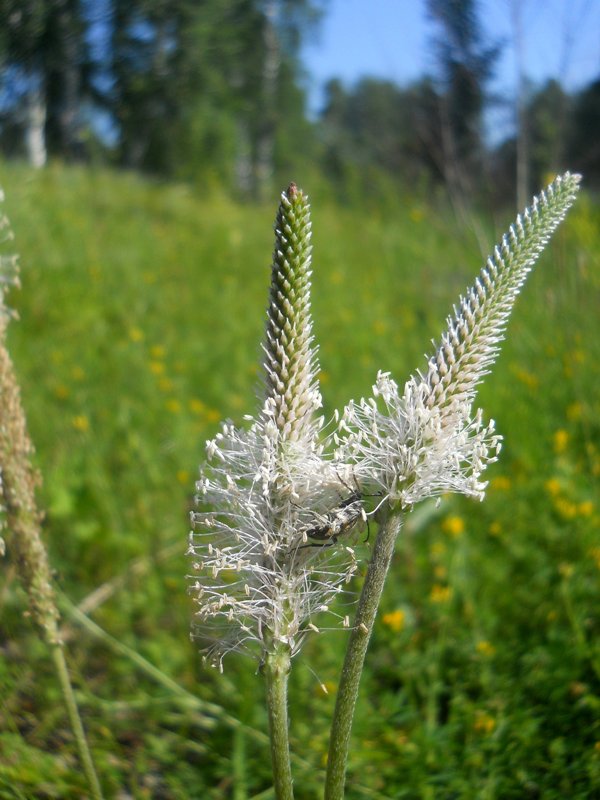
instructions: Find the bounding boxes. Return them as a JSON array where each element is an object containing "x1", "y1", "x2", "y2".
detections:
[{"x1": 188, "y1": 186, "x2": 360, "y2": 668}]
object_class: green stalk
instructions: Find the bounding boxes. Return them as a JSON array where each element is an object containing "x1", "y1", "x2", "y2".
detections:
[
  {"x1": 51, "y1": 644, "x2": 104, "y2": 800},
  {"x1": 324, "y1": 512, "x2": 403, "y2": 800},
  {"x1": 263, "y1": 643, "x2": 294, "y2": 800}
]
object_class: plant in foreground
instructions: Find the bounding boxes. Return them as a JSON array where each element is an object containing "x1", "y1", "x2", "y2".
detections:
[
  {"x1": 188, "y1": 173, "x2": 580, "y2": 799},
  {"x1": 0, "y1": 193, "x2": 104, "y2": 800}
]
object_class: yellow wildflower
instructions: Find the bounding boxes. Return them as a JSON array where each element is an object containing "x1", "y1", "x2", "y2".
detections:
[
  {"x1": 150, "y1": 345, "x2": 166, "y2": 359},
  {"x1": 578, "y1": 500, "x2": 594, "y2": 517},
  {"x1": 430, "y1": 584, "x2": 452, "y2": 603},
  {"x1": 474, "y1": 712, "x2": 496, "y2": 734},
  {"x1": 476, "y1": 640, "x2": 496, "y2": 657},
  {"x1": 545, "y1": 478, "x2": 562, "y2": 496},
  {"x1": 442, "y1": 515, "x2": 465, "y2": 538},
  {"x1": 72, "y1": 415, "x2": 90, "y2": 432},
  {"x1": 513, "y1": 367, "x2": 538, "y2": 390},
  {"x1": 382, "y1": 609, "x2": 405, "y2": 633},
  {"x1": 554, "y1": 497, "x2": 577, "y2": 519},
  {"x1": 189, "y1": 398, "x2": 205, "y2": 415},
  {"x1": 149, "y1": 360, "x2": 165, "y2": 376},
  {"x1": 53, "y1": 384, "x2": 69, "y2": 400},
  {"x1": 129, "y1": 326, "x2": 144, "y2": 342},
  {"x1": 553, "y1": 429, "x2": 569, "y2": 454},
  {"x1": 490, "y1": 475, "x2": 511, "y2": 491}
]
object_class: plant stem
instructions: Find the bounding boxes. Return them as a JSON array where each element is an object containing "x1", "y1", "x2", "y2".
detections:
[
  {"x1": 264, "y1": 643, "x2": 294, "y2": 800},
  {"x1": 324, "y1": 511, "x2": 403, "y2": 800},
  {"x1": 51, "y1": 642, "x2": 104, "y2": 800}
]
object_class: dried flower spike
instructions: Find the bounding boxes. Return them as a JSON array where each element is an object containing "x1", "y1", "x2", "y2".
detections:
[
  {"x1": 0, "y1": 195, "x2": 59, "y2": 641},
  {"x1": 0, "y1": 191, "x2": 104, "y2": 799}
]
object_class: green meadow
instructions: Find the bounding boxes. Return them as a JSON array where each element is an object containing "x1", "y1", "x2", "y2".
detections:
[{"x1": 1, "y1": 161, "x2": 599, "y2": 798}]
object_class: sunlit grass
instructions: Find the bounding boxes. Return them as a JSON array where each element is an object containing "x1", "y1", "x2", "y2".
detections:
[{"x1": 0, "y1": 160, "x2": 598, "y2": 798}]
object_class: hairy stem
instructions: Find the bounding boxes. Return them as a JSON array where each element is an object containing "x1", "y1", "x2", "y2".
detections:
[
  {"x1": 264, "y1": 644, "x2": 294, "y2": 800},
  {"x1": 325, "y1": 512, "x2": 403, "y2": 800}
]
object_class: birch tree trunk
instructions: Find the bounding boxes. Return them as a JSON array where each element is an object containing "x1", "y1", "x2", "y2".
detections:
[
  {"x1": 56, "y1": 0, "x2": 81, "y2": 159},
  {"x1": 25, "y1": 80, "x2": 47, "y2": 169}
]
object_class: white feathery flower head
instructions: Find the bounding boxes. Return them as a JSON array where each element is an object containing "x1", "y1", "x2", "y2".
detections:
[
  {"x1": 189, "y1": 416, "x2": 359, "y2": 666},
  {"x1": 341, "y1": 371, "x2": 501, "y2": 506},
  {"x1": 338, "y1": 172, "x2": 581, "y2": 509},
  {"x1": 188, "y1": 185, "x2": 360, "y2": 669}
]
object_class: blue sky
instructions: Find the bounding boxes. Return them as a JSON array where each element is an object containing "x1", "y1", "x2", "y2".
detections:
[{"x1": 302, "y1": 0, "x2": 600, "y2": 134}]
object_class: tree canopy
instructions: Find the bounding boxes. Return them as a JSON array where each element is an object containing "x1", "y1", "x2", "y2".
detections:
[{"x1": 0, "y1": 0, "x2": 598, "y2": 201}]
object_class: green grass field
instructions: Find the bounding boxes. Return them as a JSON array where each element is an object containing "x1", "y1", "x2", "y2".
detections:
[{"x1": 0, "y1": 160, "x2": 599, "y2": 799}]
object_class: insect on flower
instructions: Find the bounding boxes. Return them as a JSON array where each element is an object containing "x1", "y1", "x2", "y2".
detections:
[
  {"x1": 299, "y1": 490, "x2": 367, "y2": 549},
  {"x1": 294, "y1": 473, "x2": 385, "y2": 551}
]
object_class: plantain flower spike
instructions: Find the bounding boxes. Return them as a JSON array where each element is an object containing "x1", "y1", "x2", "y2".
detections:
[
  {"x1": 189, "y1": 184, "x2": 358, "y2": 669},
  {"x1": 0, "y1": 190, "x2": 60, "y2": 642},
  {"x1": 340, "y1": 172, "x2": 581, "y2": 509}
]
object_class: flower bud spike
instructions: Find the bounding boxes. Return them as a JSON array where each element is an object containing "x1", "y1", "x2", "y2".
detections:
[{"x1": 339, "y1": 173, "x2": 581, "y2": 510}]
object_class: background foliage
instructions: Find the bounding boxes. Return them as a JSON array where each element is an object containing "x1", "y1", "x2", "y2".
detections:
[
  {"x1": 0, "y1": 0, "x2": 599, "y2": 797},
  {"x1": 0, "y1": 0, "x2": 598, "y2": 202}
]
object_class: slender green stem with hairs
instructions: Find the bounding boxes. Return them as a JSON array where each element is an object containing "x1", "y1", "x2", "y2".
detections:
[
  {"x1": 324, "y1": 512, "x2": 404, "y2": 800},
  {"x1": 263, "y1": 643, "x2": 294, "y2": 800}
]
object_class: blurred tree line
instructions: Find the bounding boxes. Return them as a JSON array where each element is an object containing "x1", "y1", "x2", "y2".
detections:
[{"x1": 0, "y1": 0, "x2": 598, "y2": 205}]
